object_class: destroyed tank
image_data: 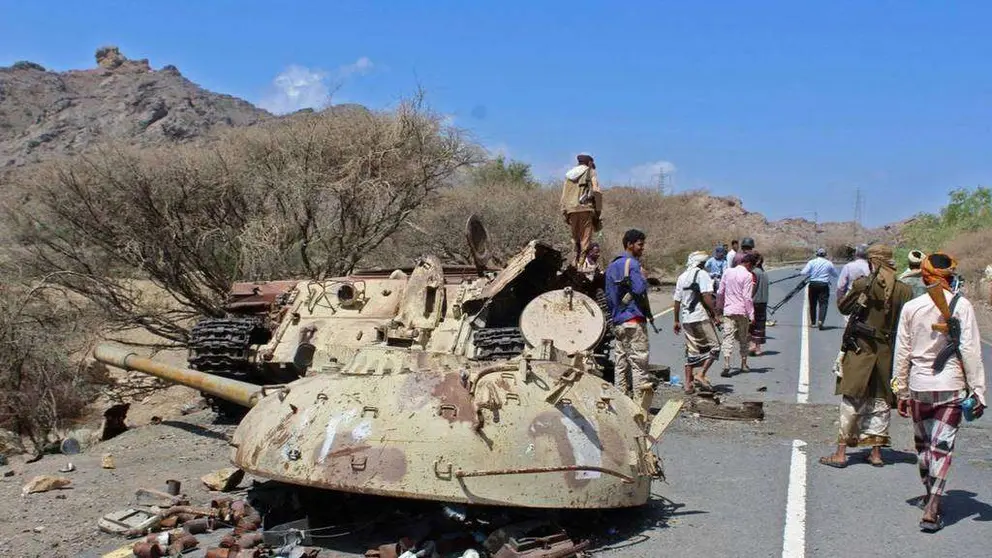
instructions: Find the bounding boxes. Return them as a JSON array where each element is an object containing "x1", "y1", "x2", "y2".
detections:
[
  {"x1": 94, "y1": 221, "x2": 674, "y2": 509},
  {"x1": 186, "y1": 217, "x2": 614, "y2": 415}
]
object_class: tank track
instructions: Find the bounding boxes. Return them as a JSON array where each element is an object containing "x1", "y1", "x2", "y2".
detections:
[
  {"x1": 472, "y1": 327, "x2": 526, "y2": 361},
  {"x1": 187, "y1": 317, "x2": 266, "y2": 418}
]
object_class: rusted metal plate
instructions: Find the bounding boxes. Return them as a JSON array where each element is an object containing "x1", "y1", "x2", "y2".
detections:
[
  {"x1": 688, "y1": 397, "x2": 764, "y2": 421},
  {"x1": 229, "y1": 348, "x2": 653, "y2": 509},
  {"x1": 476, "y1": 241, "x2": 562, "y2": 301}
]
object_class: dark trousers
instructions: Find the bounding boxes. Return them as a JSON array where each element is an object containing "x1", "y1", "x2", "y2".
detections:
[{"x1": 808, "y1": 281, "x2": 830, "y2": 325}]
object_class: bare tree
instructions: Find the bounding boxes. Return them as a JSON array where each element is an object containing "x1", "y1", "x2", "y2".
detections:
[
  {"x1": 6, "y1": 98, "x2": 477, "y2": 344},
  {"x1": 0, "y1": 281, "x2": 98, "y2": 453}
]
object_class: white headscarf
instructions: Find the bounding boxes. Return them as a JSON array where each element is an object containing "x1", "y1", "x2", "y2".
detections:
[{"x1": 686, "y1": 250, "x2": 709, "y2": 270}]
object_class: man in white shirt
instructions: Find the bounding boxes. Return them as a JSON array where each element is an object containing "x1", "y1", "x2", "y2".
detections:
[
  {"x1": 673, "y1": 251, "x2": 720, "y2": 394},
  {"x1": 893, "y1": 252, "x2": 987, "y2": 533}
]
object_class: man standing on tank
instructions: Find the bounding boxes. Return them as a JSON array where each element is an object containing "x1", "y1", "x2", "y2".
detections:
[
  {"x1": 605, "y1": 229, "x2": 654, "y2": 414},
  {"x1": 561, "y1": 153, "x2": 603, "y2": 268}
]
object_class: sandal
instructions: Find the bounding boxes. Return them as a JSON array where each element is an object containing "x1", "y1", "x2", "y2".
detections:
[
  {"x1": 868, "y1": 455, "x2": 885, "y2": 468},
  {"x1": 920, "y1": 515, "x2": 944, "y2": 533},
  {"x1": 695, "y1": 378, "x2": 714, "y2": 392},
  {"x1": 818, "y1": 456, "x2": 848, "y2": 469}
]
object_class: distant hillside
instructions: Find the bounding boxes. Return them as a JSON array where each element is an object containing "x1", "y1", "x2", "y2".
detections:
[
  {"x1": 0, "y1": 46, "x2": 903, "y2": 263},
  {"x1": 0, "y1": 47, "x2": 269, "y2": 167},
  {"x1": 674, "y1": 193, "x2": 901, "y2": 256}
]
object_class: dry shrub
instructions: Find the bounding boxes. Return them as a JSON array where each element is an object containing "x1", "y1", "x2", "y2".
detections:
[
  {"x1": 0, "y1": 283, "x2": 98, "y2": 454},
  {"x1": 5, "y1": 98, "x2": 476, "y2": 343},
  {"x1": 377, "y1": 182, "x2": 568, "y2": 267},
  {"x1": 944, "y1": 228, "x2": 992, "y2": 280}
]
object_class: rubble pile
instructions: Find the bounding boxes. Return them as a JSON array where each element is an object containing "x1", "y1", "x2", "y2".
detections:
[{"x1": 96, "y1": 477, "x2": 596, "y2": 558}]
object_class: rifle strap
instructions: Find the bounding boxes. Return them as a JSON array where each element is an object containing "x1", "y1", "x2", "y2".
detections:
[{"x1": 685, "y1": 269, "x2": 702, "y2": 312}]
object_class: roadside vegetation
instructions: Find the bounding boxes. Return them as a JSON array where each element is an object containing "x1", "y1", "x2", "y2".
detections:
[{"x1": 899, "y1": 186, "x2": 992, "y2": 279}]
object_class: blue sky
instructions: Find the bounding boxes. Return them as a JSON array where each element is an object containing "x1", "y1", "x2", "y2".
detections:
[{"x1": 2, "y1": 1, "x2": 990, "y2": 226}]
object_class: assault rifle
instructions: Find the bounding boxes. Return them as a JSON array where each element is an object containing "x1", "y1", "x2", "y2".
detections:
[
  {"x1": 769, "y1": 276, "x2": 809, "y2": 315},
  {"x1": 769, "y1": 272, "x2": 803, "y2": 286},
  {"x1": 618, "y1": 257, "x2": 660, "y2": 333},
  {"x1": 926, "y1": 283, "x2": 962, "y2": 372},
  {"x1": 840, "y1": 271, "x2": 881, "y2": 354}
]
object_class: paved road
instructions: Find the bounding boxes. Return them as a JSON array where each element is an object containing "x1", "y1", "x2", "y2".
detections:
[{"x1": 603, "y1": 266, "x2": 992, "y2": 557}]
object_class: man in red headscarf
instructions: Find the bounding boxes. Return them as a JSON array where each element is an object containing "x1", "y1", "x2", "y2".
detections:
[{"x1": 893, "y1": 252, "x2": 988, "y2": 533}]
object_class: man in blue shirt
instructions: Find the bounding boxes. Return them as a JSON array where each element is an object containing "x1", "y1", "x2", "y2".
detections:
[
  {"x1": 801, "y1": 248, "x2": 839, "y2": 330},
  {"x1": 704, "y1": 245, "x2": 729, "y2": 289},
  {"x1": 605, "y1": 229, "x2": 653, "y2": 413}
]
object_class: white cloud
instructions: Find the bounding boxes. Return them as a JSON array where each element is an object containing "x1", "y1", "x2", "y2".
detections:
[
  {"x1": 624, "y1": 160, "x2": 677, "y2": 186},
  {"x1": 258, "y1": 57, "x2": 375, "y2": 115},
  {"x1": 338, "y1": 56, "x2": 374, "y2": 78}
]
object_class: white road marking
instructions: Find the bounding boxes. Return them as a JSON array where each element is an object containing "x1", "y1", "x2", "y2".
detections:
[
  {"x1": 782, "y1": 439, "x2": 808, "y2": 558},
  {"x1": 652, "y1": 306, "x2": 674, "y2": 319},
  {"x1": 797, "y1": 286, "x2": 810, "y2": 404}
]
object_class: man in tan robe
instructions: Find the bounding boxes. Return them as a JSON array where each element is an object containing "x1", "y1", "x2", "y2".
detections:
[
  {"x1": 561, "y1": 153, "x2": 602, "y2": 267},
  {"x1": 819, "y1": 244, "x2": 913, "y2": 468}
]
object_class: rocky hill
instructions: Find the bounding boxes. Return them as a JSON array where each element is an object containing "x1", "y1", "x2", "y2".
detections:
[
  {"x1": 0, "y1": 47, "x2": 269, "y2": 168},
  {"x1": 679, "y1": 193, "x2": 900, "y2": 255}
]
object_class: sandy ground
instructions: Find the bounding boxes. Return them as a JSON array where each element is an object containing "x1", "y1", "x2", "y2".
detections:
[{"x1": 0, "y1": 404, "x2": 243, "y2": 558}]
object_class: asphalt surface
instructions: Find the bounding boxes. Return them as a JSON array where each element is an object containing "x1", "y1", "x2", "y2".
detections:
[{"x1": 604, "y1": 266, "x2": 992, "y2": 557}]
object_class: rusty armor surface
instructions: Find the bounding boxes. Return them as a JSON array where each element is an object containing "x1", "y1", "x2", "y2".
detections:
[{"x1": 231, "y1": 347, "x2": 653, "y2": 508}]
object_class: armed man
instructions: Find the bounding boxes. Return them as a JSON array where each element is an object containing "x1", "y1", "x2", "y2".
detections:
[
  {"x1": 605, "y1": 229, "x2": 656, "y2": 414},
  {"x1": 561, "y1": 153, "x2": 603, "y2": 268},
  {"x1": 894, "y1": 253, "x2": 987, "y2": 533},
  {"x1": 819, "y1": 245, "x2": 912, "y2": 469},
  {"x1": 673, "y1": 250, "x2": 721, "y2": 394}
]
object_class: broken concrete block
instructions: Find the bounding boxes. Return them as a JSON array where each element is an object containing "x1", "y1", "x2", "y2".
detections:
[
  {"x1": 21, "y1": 475, "x2": 71, "y2": 495},
  {"x1": 201, "y1": 468, "x2": 244, "y2": 492}
]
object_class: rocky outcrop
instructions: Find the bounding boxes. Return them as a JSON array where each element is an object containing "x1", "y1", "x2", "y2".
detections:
[{"x1": 0, "y1": 47, "x2": 270, "y2": 167}]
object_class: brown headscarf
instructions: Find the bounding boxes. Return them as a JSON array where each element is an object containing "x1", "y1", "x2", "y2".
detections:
[
  {"x1": 921, "y1": 253, "x2": 957, "y2": 292},
  {"x1": 866, "y1": 245, "x2": 897, "y2": 311}
]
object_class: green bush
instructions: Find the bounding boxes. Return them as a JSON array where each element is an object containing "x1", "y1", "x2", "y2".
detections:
[{"x1": 899, "y1": 187, "x2": 992, "y2": 272}]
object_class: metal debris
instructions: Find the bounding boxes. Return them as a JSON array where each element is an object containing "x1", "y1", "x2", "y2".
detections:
[{"x1": 688, "y1": 396, "x2": 765, "y2": 421}]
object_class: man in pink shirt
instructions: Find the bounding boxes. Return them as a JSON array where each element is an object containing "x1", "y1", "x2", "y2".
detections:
[
  {"x1": 717, "y1": 253, "x2": 756, "y2": 377},
  {"x1": 893, "y1": 253, "x2": 987, "y2": 533}
]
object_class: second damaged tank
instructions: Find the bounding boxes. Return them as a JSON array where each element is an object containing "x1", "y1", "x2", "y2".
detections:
[{"x1": 94, "y1": 227, "x2": 676, "y2": 509}]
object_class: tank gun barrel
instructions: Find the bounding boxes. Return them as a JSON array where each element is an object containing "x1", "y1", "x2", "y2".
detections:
[{"x1": 93, "y1": 344, "x2": 261, "y2": 408}]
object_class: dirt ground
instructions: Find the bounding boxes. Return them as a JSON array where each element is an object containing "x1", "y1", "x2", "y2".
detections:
[{"x1": 0, "y1": 403, "x2": 240, "y2": 558}]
